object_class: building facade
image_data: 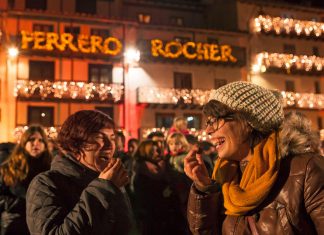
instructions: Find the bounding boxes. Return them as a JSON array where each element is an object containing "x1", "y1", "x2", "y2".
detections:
[{"x1": 0, "y1": 0, "x2": 323, "y2": 142}]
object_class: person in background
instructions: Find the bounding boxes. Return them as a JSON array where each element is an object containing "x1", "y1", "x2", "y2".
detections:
[
  {"x1": 185, "y1": 134, "x2": 199, "y2": 149},
  {"x1": 184, "y1": 81, "x2": 324, "y2": 235},
  {"x1": 47, "y1": 138, "x2": 59, "y2": 158},
  {"x1": 169, "y1": 116, "x2": 190, "y2": 136},
  {"x1": 0, "y1": 142, "x2": 16, "y2": 164},
  {"x1": 147, "y1": 131, "x2": 167, "y2": 158},
  {"x1": 0, "y1": 125, "x2": 52, "y2": 235},
  {"x1": 26, "y1": 110, "x2": 133, "y2": 235},
  {"x1": 198, "y1": 140, "x2": 217, "y2": 176},
  {"x1": 131, "y1": 140, "x2": 186, "y2": 235}
]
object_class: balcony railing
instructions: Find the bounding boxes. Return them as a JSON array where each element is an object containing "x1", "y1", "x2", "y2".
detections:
[
  {"x1": 137, "y1": 87, "x2": 324, "y2": 110},
  {"x1": 15, "y1": 80, "x2": 124, "y2": 102}
]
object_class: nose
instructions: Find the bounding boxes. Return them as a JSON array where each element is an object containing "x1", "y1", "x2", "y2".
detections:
[
  {"x1": 206, "y1": 125, "x2": 215, "y2": 135},
  {"x1": 33, "y1": 139, "x2": 41, "y2": 146},
  {"x1": 102, "y1": 136, "x2": 113, "y2": 149}
]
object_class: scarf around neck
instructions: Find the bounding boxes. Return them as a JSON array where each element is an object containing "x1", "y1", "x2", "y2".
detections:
[{"x1": 212, "y1": 132, "x2": 280, "y2": 216}]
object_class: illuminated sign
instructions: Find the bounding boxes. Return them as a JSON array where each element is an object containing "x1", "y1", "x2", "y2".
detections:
[
  {"x1": 151, "y1": 39, "x2": 237, "y2": 63},
  {"x1": 21, "y1": 31, "x2": 122, "y2": 56}
]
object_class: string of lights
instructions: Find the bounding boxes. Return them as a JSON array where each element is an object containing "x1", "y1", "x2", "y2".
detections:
[
  {"x1": 252, "y1": 52, "x2": 324, "y2": 73},
  {"x1": 14, "y1": 80, "x2": 124, "y2": 102},
  {"x1": 252, "y1": 15, "x2": 324, "y2": 38}
]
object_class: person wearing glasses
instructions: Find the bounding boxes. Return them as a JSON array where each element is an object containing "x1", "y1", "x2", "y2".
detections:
[
  {"x1": 184, "y1": 81, "x2": 323, "y2": 235},
  {"x1": 26, "y1": 110, "x2": 133, "y2": 235}
]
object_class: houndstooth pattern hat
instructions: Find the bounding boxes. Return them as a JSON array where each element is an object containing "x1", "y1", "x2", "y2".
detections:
[{"x1": 208, "y1": 81, "x2": 284, "y2": 133}]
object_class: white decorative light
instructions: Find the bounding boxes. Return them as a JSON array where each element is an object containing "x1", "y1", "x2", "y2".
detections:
[
  {"x1": 124, "y1": 47, "x2": 141, "y2": 64},
  {"x1": 252, "y1": 15, "x2": 324, "y2": 38},
  {"x1": 138, "y1": 87, "x2": 210, "y2": 106},
  {"x1": 281, "y1": 91, "x2": 324, "y2": 109},
  {"x1": 15, "y1": 80, "x2": 124, "y2": 102},
  {"x1": 8, "y1": 47, "x2": 19, "y2": 58},
  {"x1": 253, "y1": 52, "x2": 324, "y2": 73}
]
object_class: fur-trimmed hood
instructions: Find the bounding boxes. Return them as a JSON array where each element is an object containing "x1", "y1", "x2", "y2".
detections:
[{"x1": 279, "y1": 112, "x2": 321, "y2": 158}]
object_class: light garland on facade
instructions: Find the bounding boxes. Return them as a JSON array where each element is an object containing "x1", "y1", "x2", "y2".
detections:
[
  {"x1": 252, "y1": 15, "x2": 324, "y2": 38},
  {"x1": 138, "y1": 87, "x2": 324, "y2": 110},
  {"x1": 137, "y1": 87, "x2": 210, "y2": 106},
  {"x1": 141, "y1": 127, "x2": 211, "y2": 141},
  {"x1": 15, "y1": 80, "x2": 124, "y2": 101},
  {"x1": 281, "y1": 91, "x2": 324, "y2": 109},
  {"x1": 252, "y1": 52, "x2": 324, "y2": 73}
]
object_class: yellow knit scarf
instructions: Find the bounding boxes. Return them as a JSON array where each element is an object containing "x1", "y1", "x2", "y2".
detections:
[{"x1": 212, "y1": 132, "x2": 280, "y2": 216}]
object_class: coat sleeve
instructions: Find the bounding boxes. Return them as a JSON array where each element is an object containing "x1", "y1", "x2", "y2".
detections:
[
  {"x1": 187, "y1": 183, "x2": 223, "y2": 235},
  {"x1": 304, "y1": 155, "x2": 324, "y2": 235},
  {"x1": 26, "y1": 174, "x2": 123, "y2": 235}
]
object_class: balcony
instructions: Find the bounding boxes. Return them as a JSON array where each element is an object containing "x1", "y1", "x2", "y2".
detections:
[
  {"x1": 137, "y1": 87, "x2": 324, "y2": 110},
  {"x1": 15, "y1": 79, "x2": 124, "y2": 103}
]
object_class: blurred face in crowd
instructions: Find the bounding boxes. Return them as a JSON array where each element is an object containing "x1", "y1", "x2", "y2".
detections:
[
  {"x1": 25, "y1": 132, "x2": 46, "y2": 158},
  {"x1": 206, "y1": 116, "x2": 250, "y2": 161},
  {"x1": 168, "y1": 139, "x2": 183, "y2": 156},
  {"x1": 152, "y1": 136, "x2": 165, "y2": 152},
  {"x1": 81, "y1": 128, "x2": 116, "y2": 172},
  {"x1": 150, "y1": 145, "x2": 162, "y2": 163}
]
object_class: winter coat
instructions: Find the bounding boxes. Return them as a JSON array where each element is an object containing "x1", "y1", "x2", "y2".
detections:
[
  {"x1": 0, "y1": 156, "x2": 50, "y2": 235},
  {"x1": 187, "y1": 114, "x2": 324, "y2": 235},
  {"x1": 26, "y1": 153, "x2": 133, "y2": 235}
]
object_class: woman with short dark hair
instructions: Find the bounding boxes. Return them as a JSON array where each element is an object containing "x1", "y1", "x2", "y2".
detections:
[
  {"x1": 184, "y1": 81, "x2": 324, "y2": 235},
  {"x1": 26, "y1": 110, "x2": 132, "y2": 235}
]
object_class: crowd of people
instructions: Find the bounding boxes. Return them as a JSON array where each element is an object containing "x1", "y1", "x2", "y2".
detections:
[{"x1": 0, "y1": 81, "x2": 323, "y2": 235}]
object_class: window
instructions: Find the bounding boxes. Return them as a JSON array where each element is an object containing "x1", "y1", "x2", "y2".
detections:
[
  {"x1": 317, "y1": 117, "x2": 323, "y2": 130},
  {"x1": 285, "y1": 80, "x2": 295, "y2": 92},
  {"x1": 315, "y1": 81, "x2": 321, "y2": 94},
  {"x1": 75, "y1": 0, "x2": 96, "y2": 14},
  {"x1": 8, "y1": 0, "x2": 15, "y2": 9},
  {"x1": 64, "y1": 26, "x2": 80, "y2": 44},
  {"x1": 170, "y1": 16, "x2": 184, "y2": 26},
  {"x1": 174, "y1": 36, "x2": 191, "y2": 43},
  {"x1": 313, "y1": 47, "x2": 320, "y2": 56},
  {"x1": 283, "y1": 44, "x2": 296, "y2": 54},
  {"x1": 174, "y1": 72, "x2": 192, "y2": 89},
  {"x1": 28, "y1": 106, "x2": 54, "y2": 127},
  {"x1": 214, "y1": 79, "x2": 227, "y2": 89},
  {"x1": 29, "y1": 60, "x2": 55, "y2": 81},
  {"x1": 26, "y1": 0, "x2": 46, "y2": 10},
  {"x1": 89, "y1": 64, "x2": 113, "y2": 83},
  {"x1": 207, "y1": 37, "x2": 219, "y2": 44},
  {"x1": 90, "y1": 28, "x2": 110, "y2": 38},
  {"x1": 138, "y1": 14, "x2": 151, "y2": 24},
  {"x1": 184, "y1": 114, "x2": 201, "y2": 129},
  {"x1": 156, "y1": 113, "x2": 175, "y2": 128},
  {"x1": 33, "y1": 24, "x2": 54, "y2": 32},
  {"x1": 95, "y1": 107, "x2": 114, "y2": 120}
]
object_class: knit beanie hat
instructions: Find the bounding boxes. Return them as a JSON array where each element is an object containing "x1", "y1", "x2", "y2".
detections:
[{"x1": 208, "y1": 81, "x2": 284, "y2": 133}]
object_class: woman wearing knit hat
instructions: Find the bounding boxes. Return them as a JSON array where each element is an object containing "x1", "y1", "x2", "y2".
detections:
[{"x1": 184, "y1": 81, "x2": 324, "y2": 235}]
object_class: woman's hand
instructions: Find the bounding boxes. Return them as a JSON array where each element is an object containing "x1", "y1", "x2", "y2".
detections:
[
  {"x1": 184, "y1": 146, "x2": 212, "y2": 188},
  {"x1": 99, "y1": 158, "x2": 129, "y2": 187}
]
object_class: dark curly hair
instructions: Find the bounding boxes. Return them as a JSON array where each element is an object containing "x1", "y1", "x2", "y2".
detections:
[{"x1": 57, "y1": 110, "x2": 115, "y2": 158}]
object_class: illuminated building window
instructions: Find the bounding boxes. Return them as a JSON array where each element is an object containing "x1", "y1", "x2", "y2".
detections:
[
  {"x1": 313, "y1": 47, "x2": 320, "y2": 56},
  {"x1": 285, "y1": 80, "x2": 295, "y2": 92},
  {"x1": 76, "y1": 0, "x2": 96, "y2": 15},
  {"x1": 8, "y1": 0, "x2": 14, "y2": 9},
  {"x1": 95, "y1": 107, "x2": 114, "y2": 120},
  {"x1": 283, "y1": 44, "x2": 296, "y2": 54},
  {"x1": 170, "y1": 16, "x2": 184, "y2": 26},
  {"x1": 156, "y1": 113, "x2": 175, "y2": 128},
  {"x1": 315, "y1": 81, "x2": 321, "y2": 94},
  {"x1": 33, "y1": 24, "x2": 54, "y2": 32},
  {"x1": 29, "y1": 60, "x2": 55, "y2": 81},
  {"x1": 174, "y1": 72, "x2": 192, "y2": 89},
  {"x1": 214, "y1": 79, "x2": 227, "y2": 89},
  {"x1": 138, "y1": 14, "x2": 151, "y2": 24},
  {"x1": 89, "y1": 64, "x2": 112, "y2": 84},
  {"x1": 26, "y1": 0, "x2": 46, "y2": 10},
  {"x1": 90, "y1": 28, "x2": 110, "y2": 38},
  {"x1": 28, "y1": 106, "x2": 54, "y2": 127},
  {"x1": 184, "y1": 114, "x2": 201, "y2": 129}
]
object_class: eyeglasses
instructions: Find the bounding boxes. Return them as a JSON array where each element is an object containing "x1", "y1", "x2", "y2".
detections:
[{"x1": 205, "y1": 115, "x2": 235, "y2": 131}]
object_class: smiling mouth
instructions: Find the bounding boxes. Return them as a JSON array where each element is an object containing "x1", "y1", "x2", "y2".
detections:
[{"x1": 213, "y1": 138, "x2": 225, "y2": 149}]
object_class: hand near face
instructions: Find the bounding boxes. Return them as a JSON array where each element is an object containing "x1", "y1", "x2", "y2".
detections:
[
  {"x1": 184, "y1": 146, "x2": 212, "y2": 188},
  {"x1": 99, "y1": 158, "x2": 129, "y2": 188}
]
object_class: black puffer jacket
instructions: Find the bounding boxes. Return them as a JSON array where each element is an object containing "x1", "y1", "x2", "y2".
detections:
[{"x1": 26, "y1": 154, "x2": 133, "y2": 235}]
